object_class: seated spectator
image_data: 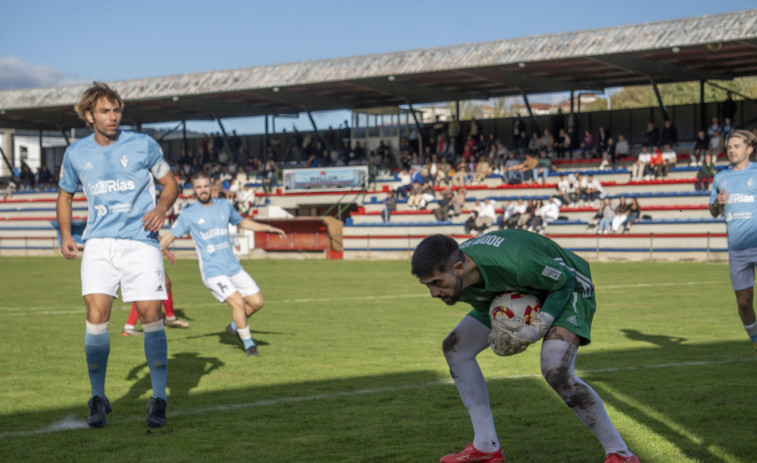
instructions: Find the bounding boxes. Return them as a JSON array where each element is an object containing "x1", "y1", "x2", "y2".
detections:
[
  {"x1": 474, "y1": 198, "x2": 497, "y2": 233},
  {"x1": 473, "y1": 156, "x2": 492, "y2": 185},
  {"x1": 528, "y1": 132, "x2": 540, "y2": 155},
  {"x1": 691, "y1": 130, "x2": 710, "y2": 166},
  {"x1": 502, "y1": 152, "x2": 522, "y2": 184},
  {"x1": 571, "y1": 172, "x2": 585, "y2": 205},
  {"x1": 451, "y1": 160, "x2": 471, "y2": 187},
  {"x1": 464, "y1": 210, "x2": 479, "y2": 235},
  {"x1": 708, "y1": 130, "x2": 724, "y2": 156},
  {"x1": 501, "y1": 198, "x2": 527, "y2": 229},
  {"x1": 37, "y1": 164, "x2": 53, "y2": 188},
  {"x1": 555, "y1": 128, "x2": 571, "y2": 159},
  {"x1": 529, "y1": 196, "x2": 561, "y2": 234},
  {"x1": 615, "y1": 134, "x2": 630, "y2": 159},
  {"x1": 721, "y1": 117, "x2": 734, "y2": 138},
  {"x1": 580, "y1": 129, "x2": 595, "y2": 158},
  {"x1": 532, "y1": 150, "x2": 552, "y2": 184},
  {"x1": 513, "y1": 131, "x2": 529, "y2": 155},
  {"x1": 660, "y1": 144, "x2": 677, "y2": 178},
  {"x1": 394, "y1": 168, "x2": 412, "y2": 197},
  {"x1": 622, "y1": 197, "x2": 641, "y2": 233},
  {"x1": 598, "y1": 137, "x2": 616, "y2": 170},
  {"x1": 516, "y1": 198, "x2": 537, "y2": 229},
  {"x1": 437, "y1": 158, "x2": 452, "y2": 186},
  {"x1": 582, "y1": 174, "x2": 603, "y2": 205},
  {"x1": 596, "y1": 199, "x2": 616, "y2": 234},
  {"x1": 631, "y1": 146, "x2": 652, "y2": 181},
  {"x1": 611, "y1": 196, "x2": 631, "y2": 233},
  {"x1": 539, "y1": 129, "x2": 555, "y2": 156},
  {"x1": 419, "y1": 180, "x2": 437, "y2": 209},
  {"x1": 707, "y1": 116, "x2": 721, "y2": 138},
  {"x1": 648, "y1": 147, "x2": 665, "y2": 179},
  {"x1": 450, "y1": 188, "x2": 467, "y2": 217},
  {"x1": 515, "y1": 153, "x2": 538, "y2": 183},
  {"x1": 556, "y1": 173, "x2": 576, "y2": 207},
  {"x1": 382, "y1": 192, "x2": 397, "y2": 223},
  {"x1": 19, "y1": 162, "x2": 35, "y2": 190},
  {"x1": 434, "y1": 187, "x2": 454, "y2": 221},
  {"x1": 695, "y1": 153, "x2": 717, "y2": 191},
  {"x1": 406, "y1": 181, "x2": 424, "y2": 210}
]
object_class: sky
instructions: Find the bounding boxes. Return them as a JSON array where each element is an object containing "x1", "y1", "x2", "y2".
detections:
[{"x1": 1, "y1": 0, "x2": 755, "y2": 134}]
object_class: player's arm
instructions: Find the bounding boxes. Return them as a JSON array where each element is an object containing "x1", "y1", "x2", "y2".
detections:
[
  {"x1": 238, "y1": 218, "x2": 287, "y2": 239},
  {"x1": 709, "y1": 187, "x2": 726, "y2": 217},
  {"x1": 56, "y1": 188, "x2": 78, "y2": 259},
  {"x1": 143, "y1": 172, "x2": 179, "y2": 232},
  {"x1": 159, "y1": 231, "x2": 178, "y2": 252}
]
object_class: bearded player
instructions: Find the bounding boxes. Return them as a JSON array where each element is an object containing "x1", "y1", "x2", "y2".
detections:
[
  {"x1": 160, "y1": 171, "x2": 286, "y2": 356},
  {"x1": 412, "y1": 231, "x2": 638, "y2": 463}
]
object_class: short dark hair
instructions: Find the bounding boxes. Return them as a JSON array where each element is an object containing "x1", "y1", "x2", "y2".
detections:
[
  {"x1": 191, "y1": 171, "x2": 210, "y2": 183},
  {"x1": 411, "y1": 234, "x2": 464, "y2": 278}
]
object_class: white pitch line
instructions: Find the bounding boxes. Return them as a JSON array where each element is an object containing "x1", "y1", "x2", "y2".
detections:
[
  {"x1": 1, "y1": 356, "x2": 752, "y2": 440},
  {"x1": 0, "y1": 280, "x2": 724, "y2": 315}
]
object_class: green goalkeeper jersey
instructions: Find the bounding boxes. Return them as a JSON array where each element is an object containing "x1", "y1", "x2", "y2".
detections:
[{"x1": 459, "y1": 229, "x2": 594, "y2": 322}]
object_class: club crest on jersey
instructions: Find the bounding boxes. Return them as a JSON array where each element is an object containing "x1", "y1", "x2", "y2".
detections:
[
  {"x1": 120, "y1": 155, "x2": 128, "y2": 168},
  {"x1": 198, "y1": 218, "x2": 205, "y2": 224},
  {"x1": 748, "y1": 178, "x2": 753, "y2": 187}
]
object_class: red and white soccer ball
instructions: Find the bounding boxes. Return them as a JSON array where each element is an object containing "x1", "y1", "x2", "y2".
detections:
[{"x1": 489, "y1": 291, "x2": 542, "y2": 330}]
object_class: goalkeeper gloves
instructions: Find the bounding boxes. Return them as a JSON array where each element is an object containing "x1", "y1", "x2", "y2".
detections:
[{"x1": 489, "y1": 312, "x2": 555, "y2": 356}]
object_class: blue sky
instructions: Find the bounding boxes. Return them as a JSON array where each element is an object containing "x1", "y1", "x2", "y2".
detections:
[{"x1": 1, "y1": 0, "x2": 754, "y2": 134}]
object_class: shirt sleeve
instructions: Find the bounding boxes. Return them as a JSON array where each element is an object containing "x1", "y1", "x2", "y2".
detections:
[
  {"x1": 709, "y1": 174, "x2": 721, "y2": 205},
  {"x1": 58, "y1": 149, "x2": 80, "y2": 193},
  {"x1": 170, "y1": 211, "x2": 190, "y2": 237},
  {"x1": 227, "y1": 201, "x2": 243, "y2": 226}
]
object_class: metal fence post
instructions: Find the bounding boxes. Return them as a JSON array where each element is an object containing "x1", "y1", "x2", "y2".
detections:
[
  {"x1": 649, "y1": 233, "x2": 654, "y2": 262},
  {"x1": 706, "y1": 232, "x2": 711, "y2": 263}
]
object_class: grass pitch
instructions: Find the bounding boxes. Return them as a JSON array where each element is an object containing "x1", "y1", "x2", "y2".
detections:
[{"x1": 0, "y1": 257, "x2": 755, "y2": 462}]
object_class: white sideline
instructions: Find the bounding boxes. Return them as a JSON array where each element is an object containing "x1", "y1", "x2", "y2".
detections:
[{"x1": 0, "y1": 356, "x2": 752, "y2": 439}]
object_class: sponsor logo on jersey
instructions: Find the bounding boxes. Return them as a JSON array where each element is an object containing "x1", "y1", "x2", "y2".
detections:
[
  {"x1": 88, "y1": 179, "x2": 136, "y2": 195},
  {"x1": 95, "y1": 204, "x2": 107, "y2": 217},
  {"x1": 541, "y1": 266, "x2": 562, "y2": 280},
  {"x1": 200, "y1": 227, "x2": 229, "y2": 240},
  {"x1": 728, "y1": 193, "x2": 755, "y2": 204}
]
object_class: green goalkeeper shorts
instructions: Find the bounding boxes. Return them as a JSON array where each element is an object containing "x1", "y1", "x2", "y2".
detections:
[{"x1": 468, "y1": 290, "x2": 596, "y2": 345}]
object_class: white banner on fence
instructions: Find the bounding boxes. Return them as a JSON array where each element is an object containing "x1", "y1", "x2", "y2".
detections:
[{"x1": 282, "y1": 166, "x2": 368, "y2": 192}]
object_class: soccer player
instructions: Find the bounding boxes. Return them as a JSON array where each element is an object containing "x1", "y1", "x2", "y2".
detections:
[
  {"x1": 160, "y1": 171, "x2": 286, "y2": 356},
  {"x1": 122, "y1": 270, "x2": 190, "y2": 336},
  {"x1": 411, "y1": 231, "x2": 639, "y2": 463},
  {"x1": 709, "y1": 129, "x2": 757, "y2": 351},
  {"x1": 56, "y1": 82, "x2": 179, "y2": 428}
]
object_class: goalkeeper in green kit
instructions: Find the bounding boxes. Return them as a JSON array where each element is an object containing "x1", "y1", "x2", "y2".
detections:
[{"x1": 411, "y1": 230, "x2": 638, "y2": 463}]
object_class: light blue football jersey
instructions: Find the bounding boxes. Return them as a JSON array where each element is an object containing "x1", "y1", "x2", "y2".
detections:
[
  {"x1": 59, "y1": 130, "x2": 165, "y2": 247},
  {"x1": 169, "y1": 198, "x2": 244, "y2": 279},
  {"x1": 711, "y1": 162, "x2": 757, "y2": 250}
]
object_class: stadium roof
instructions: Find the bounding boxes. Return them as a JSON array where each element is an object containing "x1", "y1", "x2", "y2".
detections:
[{"x1": 1, "y1": 9, "x2": 756, "y2": 131}]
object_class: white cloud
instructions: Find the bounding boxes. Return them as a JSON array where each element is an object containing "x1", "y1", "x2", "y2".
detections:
[{"x1": 0, "y1": 56, "x2": 82, "y2": 90}]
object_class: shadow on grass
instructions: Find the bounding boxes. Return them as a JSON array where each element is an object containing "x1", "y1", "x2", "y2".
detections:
[{"x1": 1, "y1": 341, "x2": 755, "y2": 462}]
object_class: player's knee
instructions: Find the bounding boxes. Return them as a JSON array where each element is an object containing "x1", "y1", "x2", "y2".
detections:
[
  {"x1": 442, "y1": 330, "x2": 460, "y2": 357},
  {"x1": 541, "y1": 361, "x2": 572, "y2": 394}
]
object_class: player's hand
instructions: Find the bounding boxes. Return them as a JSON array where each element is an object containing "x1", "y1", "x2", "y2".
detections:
[
  {"x1": 60, "y1": 236, "x2": 79, "y2": 259},
  {"x1": 163, "y1": 248, "x2": 177, "y2": 265},
  {"x1": 271, "y1": 227, "x2": 287, "y2": 239},
  {"x1": 142, "y1": 206, "x2": 167, "y2": 232},
  {"x1": 504, "y1": 312, "x2": 555, "y2": 344},
  {"x1": 717, "y1": 188, "x2": 728, "y2": 205},
  {"x1": 489, "y1": 329, "x2": 528, "y2": 356}
]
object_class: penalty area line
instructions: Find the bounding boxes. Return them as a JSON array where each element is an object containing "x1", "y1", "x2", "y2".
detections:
[{"x1": 1, "y1": 356, "x2": 752, "y2": 440}]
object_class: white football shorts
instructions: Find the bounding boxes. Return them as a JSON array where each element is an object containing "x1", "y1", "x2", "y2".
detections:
[
  {"x1": 203, "y1": 269, "x2": 260, "y2": 302},
  {"x1": 81, "y1": 237, "x2": 167, "y2": 302}
]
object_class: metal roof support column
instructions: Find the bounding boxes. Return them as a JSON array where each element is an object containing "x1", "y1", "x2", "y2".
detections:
[
  {"x1": 520, "y1": 92, "x2": 539, "y2": 134},
  {"x1": 307, "y1": 111, "x2": 322, "y2": 141},
  {"x1": 0, "y1": 145, "x2": 15, "y2": 180},
  {"x1": 57, "y1": 126, "x2": 71, "y2": 146},
  {"x1": 408, "y1": 103, "x2": 425, "y2": 154},
  {"x1": 699, "y1": 80, "x2": 706, "y2": 130},
  {"x1": 264, "y1": 115, "x2": 269, "y2": 150},
  {"x1": 650, "y1": 78, "x2": 669, "y2": 121},
  {"x1": 182, "y1": 121, "x2": 187, "y2": 156}
]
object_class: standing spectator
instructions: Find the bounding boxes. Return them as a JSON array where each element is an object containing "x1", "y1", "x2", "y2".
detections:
[
  {"x1": 538, "y1": 129, "x2": 555, "y2": 156},
  {"x1": 598, "y1": 137, "x2": 616, "y2": 170},
  {"x1": 659, "y1": 120, "x2": 678, "y2": 148},
  {"x1": 643, "y1": 122, "x2": 659, "y2": 148},
  {"x1": 19, "y1": 162, "x2": 35, "y2": 190},
  {"x1": 709, "y1": 130, "x2": 757, "y2": 351},
  {"x1": 513, "y1": 115, "x2": 526, "y2": 141},
  {"x1": 695, "y1": 153, "x2": 717, "y2": 191},
  {"x1": 551, "y1": 107, "x2": 566, "y2": 135},
  {"x1": 555, "y1": 128, "x2": 570, "y2": 159},
  {"x1": 56, "y1": 82, "x2": 179, "y2": 428},
  {"x1": 596, "y1": 126, "x2": 611, "y2": 153}
]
